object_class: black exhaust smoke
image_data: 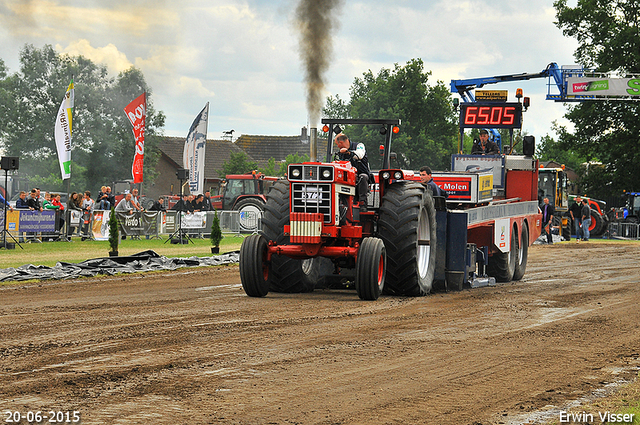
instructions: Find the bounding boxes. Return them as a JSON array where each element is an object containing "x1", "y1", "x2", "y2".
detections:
[{"x1": 295, "y1": 0, "x2": 344, "y2": 129}]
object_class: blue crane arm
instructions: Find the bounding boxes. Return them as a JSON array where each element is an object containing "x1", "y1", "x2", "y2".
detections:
[{"x1": 451, "y1": 62, "x2": 563, "y2": 102}]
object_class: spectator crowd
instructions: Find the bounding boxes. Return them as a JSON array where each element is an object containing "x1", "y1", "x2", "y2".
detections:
[{"x1": 6, "y1": 185, "x2": 217, "y2": 243}]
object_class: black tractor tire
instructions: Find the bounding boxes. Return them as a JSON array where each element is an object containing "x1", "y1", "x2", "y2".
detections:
[
  {"x1": 140, "y1": 196, "x2": 154, "y2": 210},
  {"x1": 562, "y1": 224, "x2": 571, "y2": 241},
  {"x1": 234, "y1": 197, "x2": 265, "y2": 232},
  {"x1": 487, "y1": 225, "x2": 518, "y2": 282},
  {"x1": 589, "y1": 209, "x2": 604, "y2": 236},
  {"x1": 551, "y1": 215, "x2": 570, "y2": 241},
  {"x1": 355, "y1": 238, "x2": 387, "y2": 300},
  {"x1": 378, "y1": 182, "x2": 437, "y2": 296},
  {"x1": 260, "y1": 179, "x2": 315, "y2": 293},
  {"x1": 513, "y1": 223, "x2": 529, "y2": 281},
  {"x1": 239, "y1": 234, "x2": 270, "y2": 297}
]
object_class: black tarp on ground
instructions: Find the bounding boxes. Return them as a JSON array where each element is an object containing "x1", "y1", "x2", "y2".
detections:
[{"x1": 0, "y1": 250, "x2": 240, "y2": 282}]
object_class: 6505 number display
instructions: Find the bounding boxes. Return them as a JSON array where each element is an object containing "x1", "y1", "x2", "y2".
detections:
[{"x1": 459, "y1": 103, "x2": 523, "y2": 129}]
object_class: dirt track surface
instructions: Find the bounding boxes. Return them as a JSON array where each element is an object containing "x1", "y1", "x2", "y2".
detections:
[{"x1": 1, "y1": 242, "x2": 640, "y2": 425}]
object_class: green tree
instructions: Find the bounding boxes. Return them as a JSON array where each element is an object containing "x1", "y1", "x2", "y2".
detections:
[
  {"x1": 108, "y1": 207, "x2": 119, "y2": 254},
  {"x1": 0, "y1": 44, "x2": 165, "y2": 195},
  {"x1": 279, "y1": 153, "x2": 310, "y2": 175},
  {"x1": 553, "y1": 0, "x2": 640, "y2": 195},
  {"x1": 535, "y1": 133, "x2": 586, "y2": 172},
  {"x1": 259, "y1": 157, "x2": 280, "y2": 176},
  {"x1": 323, "y1": 58, "x2": 458, "y2": 171},
  {"x1": 218, "y1": 151, "x2": 258, "y2": 177}
]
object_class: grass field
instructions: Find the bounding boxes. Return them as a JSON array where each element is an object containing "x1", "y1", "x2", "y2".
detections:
[{"x1": 0, "y1": 234, "x2": 245, "y2": 269}]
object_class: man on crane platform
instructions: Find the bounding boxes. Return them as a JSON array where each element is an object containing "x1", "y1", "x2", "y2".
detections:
[{"x1": 471, "y1": 129, "x2": 500, "y2": 155}]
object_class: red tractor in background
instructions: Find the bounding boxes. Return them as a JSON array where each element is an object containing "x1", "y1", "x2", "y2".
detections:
[{"x1": 211, "y1": 171, "x2": 277, "y2": 214}]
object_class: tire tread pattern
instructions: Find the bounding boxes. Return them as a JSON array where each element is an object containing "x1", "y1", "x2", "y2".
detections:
[
  {"x1": 377, "y1": 182, "x2": 436, "y2": 296},
  {"x1": 260, "y1": 179, "x2": 315, "y2": 293}
]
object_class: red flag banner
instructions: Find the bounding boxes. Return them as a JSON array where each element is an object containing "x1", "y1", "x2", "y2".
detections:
[{"x1": 124, "y1": 93, "x2": 146, "y2": 184}]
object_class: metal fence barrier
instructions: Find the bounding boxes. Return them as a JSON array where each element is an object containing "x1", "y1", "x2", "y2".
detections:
[
  {"x1": 164, "y1": 210, "x2": 262, "y2": 237},
  {"x1": 607, "y1": 222, "x2": 640, "y2": 240},
  {"x1": 1, "y1": 209, "x2": 263, "y2": 242},
  {"x1": 219, "y1": 211, "x2": 262, "y2": 235}
]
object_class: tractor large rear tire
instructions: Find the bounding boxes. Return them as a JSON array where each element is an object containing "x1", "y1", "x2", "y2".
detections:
[
  {"x1": 234, "y1": 197, "x2": 265, "y2": 232},
  {"x1": 512, "y1": 223, "x2": 528, "y2": 281},
  {"x1": 239, "y1": 234, "x2": 270, "y2": 297},
  {"x1": 554, "y1": 215, "x2": 571, "y2": 241},
  {"x1": 589, "y1": 209, "x2": 604, "y2": 236},
  {"x1": 487, "y1": 225, "x2": 518, "y2": 282},
  {"x1": 378, "y1": 182, "x2": 437, "y2": 296},
  {"x1": 260, "y1": 179, "x2": 315, "y2": 293},
  {"x1": 355, "y1": 237, "x2": 386, "y2": 300}
]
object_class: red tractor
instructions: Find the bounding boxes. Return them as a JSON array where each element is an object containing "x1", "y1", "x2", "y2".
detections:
[
  {"x1": 239, "y1": 119, "x2": 437, "y2": 300},
  {"x1": 211, "y1": 172, "x2": 277, "y2": 212},
  {"x1": 211, "y1": 171, "x2": 278, "y2": 231}
]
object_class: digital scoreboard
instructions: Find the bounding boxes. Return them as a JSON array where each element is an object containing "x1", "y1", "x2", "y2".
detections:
[{"x1": 459, "y1": 103, "x2": 523, "y2": 129}]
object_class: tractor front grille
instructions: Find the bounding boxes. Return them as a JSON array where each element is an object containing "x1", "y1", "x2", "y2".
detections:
[
  {"x1": 292, "y1": 183, "x2": 332, "y2": 224},
  {"x1": 304, "y1": 165, "x2": 318, "y2": 180}
]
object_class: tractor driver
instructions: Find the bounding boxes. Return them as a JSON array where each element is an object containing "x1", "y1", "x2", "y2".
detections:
[{"x1": 335, "y1": 133, "x2": 372, "y2": 212}]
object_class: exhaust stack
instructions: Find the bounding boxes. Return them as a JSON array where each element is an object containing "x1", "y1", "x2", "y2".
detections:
[{"x1": 310, "y1": 127, "x2": 317, "y2": 162}]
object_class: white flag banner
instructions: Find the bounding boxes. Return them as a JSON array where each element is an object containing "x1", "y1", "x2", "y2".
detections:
[
  {"x1": 54, "y1": 80, "x2": 74, "y2": 179},
  {"x1": 183, "y1": 102, "x2": 209, "y2": 194}
]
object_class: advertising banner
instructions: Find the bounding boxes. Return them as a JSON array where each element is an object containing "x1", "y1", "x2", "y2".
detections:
[
  {"x1": 183, "y1": 103, "x2": 209, "y2": 194},
  {"x1": 567, "y1": 77, "x2": 640, "y2": 97},
  {"x1": 91, "y1": 210, "x2": 111, "y2": 241},
  {"x1": 115, "y1": 211, "x2": 160, "y2": 236},
  {"x1": 452, "y1": 154, "x2": 505, "y2": 188},
  {"x1": 17, "y1": 210, "x2": 56, "y2": 232},
  {"x1": 124, "y1": 93, "x2": 147, "y2": 184},
  {"x1": 54, "y1": 80, "x2": 74, "y2": 180},
  {"x1": 1, "y1": 210, "x2": 21, "y2": 232},
  {"x1": 181, "y1": 211, "x2": 207, "y2": 229}
]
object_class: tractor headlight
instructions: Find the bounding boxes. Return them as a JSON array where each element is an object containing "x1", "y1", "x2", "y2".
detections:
[
  {"x1": 382, "y1": 172, "x2": 391, "y2": 180},
  {"x1": 289, "y1": 165, "x2": 302, "y2": 180},
  {"x1": 320, "y1": 167, "x2": 333, "y2": 180},
  {"x1": 394, "y1": 171, "x2": 403, "y2": 180}
]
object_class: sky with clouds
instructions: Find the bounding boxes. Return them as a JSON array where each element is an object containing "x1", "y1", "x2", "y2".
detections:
[{"x1": 0, "y1": 0, "x2": 579, "y2": 141}]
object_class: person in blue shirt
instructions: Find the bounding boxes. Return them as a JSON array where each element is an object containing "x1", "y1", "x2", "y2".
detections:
[
  {"x1": 0, "y1": 192, "x2": 14, "y2": 212},
  {"x1": 419, "y1": 166, "x2": 447, "y2": 198},
  {"x1": 15, "y1": 191, "x2": 29, "y2": 209}
]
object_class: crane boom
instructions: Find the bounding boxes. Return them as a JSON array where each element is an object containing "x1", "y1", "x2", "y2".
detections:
[{"x1": 451, "y1": 63, "x2": 566, "y2": 102}]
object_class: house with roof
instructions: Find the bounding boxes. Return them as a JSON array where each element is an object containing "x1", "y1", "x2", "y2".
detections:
[
  {"x1": 233, "y1": 133, "x2": 330, "y2": 168},
  {"x1": 150, "y1": 130, "x2": 329, "y2": 200},
  {"x1": 148, "y1": 137, "x2": 255, "y2": 199}
]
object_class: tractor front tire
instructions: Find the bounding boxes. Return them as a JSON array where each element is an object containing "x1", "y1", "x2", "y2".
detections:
[
  {"x1": 260, "y1": 179, "x2": 315, "y2": 293},
  {"x1": 355, "y1": 237, "x2": 386, "y2": 300},
  {"x1": 239, "y1": 234, "x2": 270, "y2": 297},
  {"x1": 378, "y1": 182, "x2": 437, "y2": 296}
]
